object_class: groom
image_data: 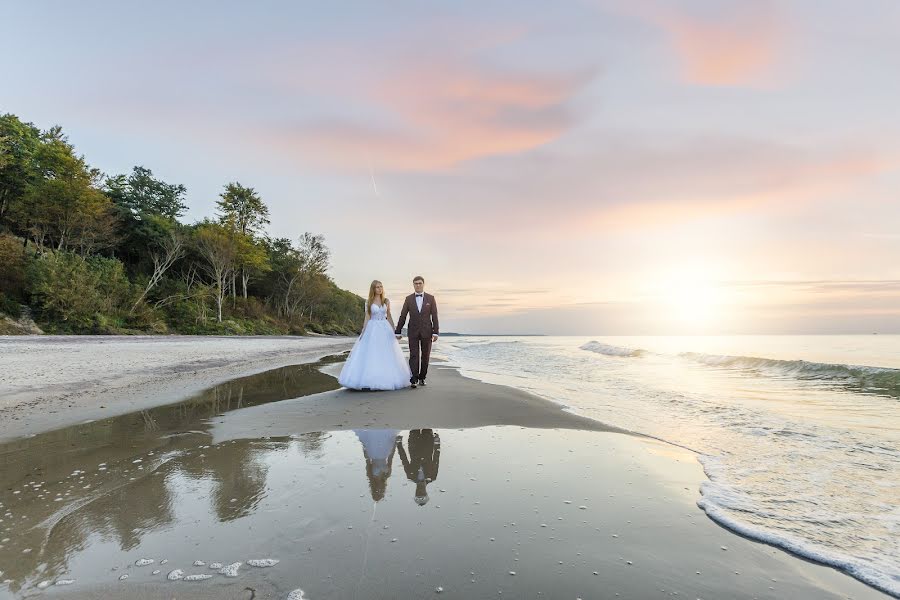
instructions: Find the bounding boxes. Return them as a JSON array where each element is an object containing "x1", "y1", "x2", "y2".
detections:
[{"x1": 395, "y1": 276, "x2": 439, "y2": 388}]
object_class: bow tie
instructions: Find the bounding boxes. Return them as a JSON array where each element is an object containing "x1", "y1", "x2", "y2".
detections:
[{"x1": 415, "y1": 294, "x2": 423, "y2": 297}]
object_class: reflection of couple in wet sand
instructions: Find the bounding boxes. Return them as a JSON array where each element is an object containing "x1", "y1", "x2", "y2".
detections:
[{"x1": 354, "y1": 428, "x2": 440, "y2": 504}]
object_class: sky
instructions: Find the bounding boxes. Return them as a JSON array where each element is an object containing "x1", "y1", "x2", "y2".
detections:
[{"x1": 2, "y1": 0, "x2": 899, "y2": 334}]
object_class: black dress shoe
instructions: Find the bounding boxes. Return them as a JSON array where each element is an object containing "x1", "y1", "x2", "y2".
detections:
[
  {"x1": 418, "y1": 379, "x2": 426, "y2": 387},
  {"x1": 410, "y1": 380, "x2": 417, "y2": 388}
]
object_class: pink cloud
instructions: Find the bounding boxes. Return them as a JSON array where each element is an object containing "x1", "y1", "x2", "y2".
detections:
[
  {"x1": 256, "y1": 52, "x2": 593, "y2": 171},
  {"x1": 606, "y1": 0, "x2": 785, "y2": 86}
]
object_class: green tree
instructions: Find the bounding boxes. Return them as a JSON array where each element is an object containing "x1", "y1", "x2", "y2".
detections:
[
  {"x1": 105, "y1": 166, "x2": 187, "y2": 270},
  {"x1": 0, "y1": 114, "x2": 42, "y2": 233},
  {"x1": 262, "y1": 233, "x2": 331, "y2": 321},
  {"x1": 194, "y1": 221, "x2": 237, "y2": 323},
  {"x1": 235, "y1": 234, "x2": 270, "y2": 299},
  {"x1": 216, "y1": 182, "x2": 270, "y2": 298},
  {"x1": 105, "y1": 166, "x2": 187, "y2": 221},
  {"x1": 216, "y1": 182, "x2": 269, "y2": 237},
  {"x1": 0, "y1": 233, "x2": 28, "y2": 303},
  {"x1": 13, "y1": 128, "x2": 117, "y2": 254},
  {"x1": 129, "y1": 221, "x2": 186, "y2": 314}
]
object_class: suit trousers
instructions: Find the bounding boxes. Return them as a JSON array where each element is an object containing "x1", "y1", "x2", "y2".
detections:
[{"x1": 408, "y1": 331, "x2": 433, "y2": 381}]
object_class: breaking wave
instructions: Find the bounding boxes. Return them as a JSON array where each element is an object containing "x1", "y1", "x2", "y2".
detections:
[
  {"x1": 579, "y1": 341, "x2": 646, "y2": 357},
  {"x1": 680, "y1": 352, "x2": 900, "y2": 397}
]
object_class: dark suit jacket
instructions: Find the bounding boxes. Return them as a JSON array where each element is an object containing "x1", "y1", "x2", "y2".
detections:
[
  {"x1": 397, "y1": 429, "x2": 440, "y2": 484},
  {"x1": 395, "y1": 293, "x2": 439, "y2": 337}
]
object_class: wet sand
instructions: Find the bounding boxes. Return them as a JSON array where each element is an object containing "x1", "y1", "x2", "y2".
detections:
[
  {"x1": 0, "y1": 335, "x2": 354, "y2": 443},
  {"x1": 0, "y1": 357, "x2": 890, "y2": 599}
]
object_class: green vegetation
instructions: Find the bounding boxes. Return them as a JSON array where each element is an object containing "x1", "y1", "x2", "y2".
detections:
[{"x1": 0, "y1": 113, "x2": 363, "y2": 335}]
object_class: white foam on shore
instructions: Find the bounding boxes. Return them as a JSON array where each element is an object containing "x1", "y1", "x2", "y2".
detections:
[
  {"x1": 247, "y1": 558, "x2": 279, "y2": 567},
  {"x1": 698, "y1": 455, "x2": 900, "y2": 598}
]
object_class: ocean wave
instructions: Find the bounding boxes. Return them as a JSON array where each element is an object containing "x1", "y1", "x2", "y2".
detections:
[
  {"x1": 580, "y1": 341, "x2": 645, "y2": 357},
  {"x1": 697, "y1": 456, "x2": 900, "y2": 597},
  {"x1": 681, "y1": 352, "x2": 900, "y2": 396}
]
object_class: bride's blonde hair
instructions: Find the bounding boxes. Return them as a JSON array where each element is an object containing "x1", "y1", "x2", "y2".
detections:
[{"x1": 367, "y1": 280, "x2": 386, "y2": 315}]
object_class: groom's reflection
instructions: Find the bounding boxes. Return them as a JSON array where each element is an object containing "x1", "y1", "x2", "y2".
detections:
[{"x1": 396, "y1": 429, "x2": 441, "y2": 506}]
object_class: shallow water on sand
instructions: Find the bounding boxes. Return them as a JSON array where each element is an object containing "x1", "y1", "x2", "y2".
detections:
[
  {"x1": 0, "y1": 358, "x2": 341, "y2": 597},
  {"x1": 0, "y1": 357, "x2": 889, "y2": 599},
  {"x1": 442, "y1": 336, "x2": 900, "y2": 596}
]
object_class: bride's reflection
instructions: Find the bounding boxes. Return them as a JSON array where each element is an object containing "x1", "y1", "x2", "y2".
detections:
[
  {"x1": 396, "y1": 429, "x2": 441, "y2": 506},
  {"x1": 354, "y1": 429, "x2": 400, "y2": 501}
]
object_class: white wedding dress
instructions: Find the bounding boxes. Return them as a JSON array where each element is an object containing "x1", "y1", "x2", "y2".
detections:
[{"x1": 339, "y1": 302, "x2": 412, "y2": 390}]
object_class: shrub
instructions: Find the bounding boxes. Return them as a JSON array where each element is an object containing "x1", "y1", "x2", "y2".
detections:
[
  {"x1": 0, "y1": 234, "x2": 28, "y2": 300},
  {"x1": 27, "y1": 252, "x2": 134, "y2": 332},
  {"x1": 0, "y1": 292, "x2": 21, "y2": 318}
]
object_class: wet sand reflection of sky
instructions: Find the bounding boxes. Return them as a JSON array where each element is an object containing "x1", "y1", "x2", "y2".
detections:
[{"x1": 0, "y1": 360, "x2": 888, "y2": 600}]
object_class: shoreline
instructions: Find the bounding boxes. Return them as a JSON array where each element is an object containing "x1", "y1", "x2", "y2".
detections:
[
  {"x1": 0, "y1": 341, "x2": 891, "y2": 599},
  {"x1": 0, "y1": 335, "x2": 354, "y2": 443}
]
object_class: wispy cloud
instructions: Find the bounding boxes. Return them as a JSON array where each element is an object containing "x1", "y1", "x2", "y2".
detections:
[
  {"x1": 267, "y1": 59, "x2": 594, "y2": 171},
  {"x1": 723, "y1": 279, "x2": 900, "y2": 294},
  {"x1": 433, "y1": 285, "x2": 574, "y2": 317},
  {"x1": 604, "y1": 0, "x2": 785, "y2": 86},
  {"x1": 383, "y1": 133, "x2": 894, "y2": 238}
]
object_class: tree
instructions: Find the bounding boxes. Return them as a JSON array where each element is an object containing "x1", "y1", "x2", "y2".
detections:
[
  {"x1": 216, "y1": 182, "x2": 270, "y2": 298},
  {"x1": 193, "y1": 221, "x2": 237, "y2": 322},
  {"x1": 263, "y1": 233, "x2": 331, "y2": 320},
  {"x1": 130, "y1": 221, "x2": 186, "y2": 314},
  {"x1": 296, "y1": 232, "x2": 330, "y2": 276},
  {"x1": 216, "y1": 182, "x2": 269, "y2": 237},
  {"x1": 0, "y1": 114, "x2": 42, "y2": 233},
  {"x1": 104, "y1": 166, "x2": 187, "y2": 271},
  {"x1": 235, "y1": 234, "x2": 270, "y2": 299},
  {"x1": 0, "y1": 233, "x2": 28, "y2": 300},
  {"x1": 105, "y1": 166, "x2": 187, "y2": 221},
  {"x1": 12, "y1": 128, "x2": 118, "y2": 254}
]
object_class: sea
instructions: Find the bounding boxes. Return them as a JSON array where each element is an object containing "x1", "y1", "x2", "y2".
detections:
[{"x1": 440, "y1": 335, "x2": 900, "y2": 597}]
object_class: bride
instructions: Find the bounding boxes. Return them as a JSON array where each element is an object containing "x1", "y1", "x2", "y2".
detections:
[{"x1": 338, "y1": 280, "x2": 412, "y2": 390}]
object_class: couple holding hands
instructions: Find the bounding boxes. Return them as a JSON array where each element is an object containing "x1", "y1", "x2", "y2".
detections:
[{"x1": 338, "y1": 276, "x2": 439, "y2": 391}]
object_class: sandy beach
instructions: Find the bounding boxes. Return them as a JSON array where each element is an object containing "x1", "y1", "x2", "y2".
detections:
[
  {"x1": 0, "y1": 340, "x2": 891, "y2": 599},
  {"x1": 0, "y1": 336, "x2": 354, "y2": 443}
]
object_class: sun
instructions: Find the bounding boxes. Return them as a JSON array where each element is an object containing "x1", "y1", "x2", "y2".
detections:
[
  {"x1": 649, "y1": 264, "x2": 728, "y2": 329},
  {"x1": 669, "y1": 279, "x2": 722, "y2": 326}
]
